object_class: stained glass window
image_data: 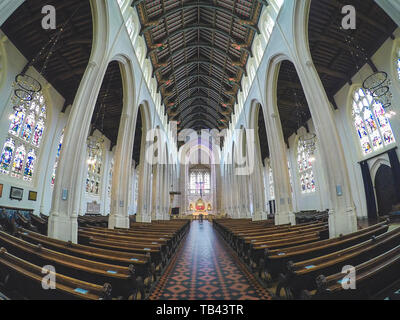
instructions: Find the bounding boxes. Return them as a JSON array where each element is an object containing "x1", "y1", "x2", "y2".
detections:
[
  {"x1": 189, "y1": 168, "x2": 211, "y2": 195},
  {"x1": 397, "y1": 49, "x2": 400, "y2": 80},
  {"x1": 269, "y1": 167, "x2": 275, "y2": 200},
  {"x1": 352, "y1": 88, "x2": 395, "y2": 156},
  {"x1": 51, "y1": 130, "x2": 64, "y2": 187},
  {"x1": 108, "y1": 158, "x2": 114, "y2": 197},
  {"x1": 11, "y1": 145, "x2": 25, "y2": 178},
  {"x1": 288, "y1": 160, "x2": 293, "y2": 194},
  {"x1": 297, "y1": 140, "x2": 316, "y2": 194},
  {"x1": 1, "y1": 91, "x2": 47, "y2": 182},
  {"x1": 86, "y1": 140, "x2": 103, "y2": 196},
  {"x1": 0, "y1": 138, "x2": 15, "y2": 175},
  {"x1": 24, "y1": 149, "x2": 36, "y2": 181}
]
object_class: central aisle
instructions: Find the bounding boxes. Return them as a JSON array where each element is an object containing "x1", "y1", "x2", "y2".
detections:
[{"x1": 149, "y1": 221, "x2": 271, "y2": 300}]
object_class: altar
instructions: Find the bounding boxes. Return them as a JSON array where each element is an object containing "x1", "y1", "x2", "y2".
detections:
[{"x1": 189, "y1": 198, "x2": 212, "y2": 217}]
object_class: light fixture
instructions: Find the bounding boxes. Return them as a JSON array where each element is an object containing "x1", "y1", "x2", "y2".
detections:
[
  {"x1": 363, "y1": 71, "x2": 394, "y2": 112},
  {"x1": 299, "y1": 132, "x2": 317, "y2": 158}
]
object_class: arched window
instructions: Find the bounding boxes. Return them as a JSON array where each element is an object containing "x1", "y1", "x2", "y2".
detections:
[
  {"x1": 269, "y1": 166, "x2": 275, "y2": 200},
  {"x1": 0, "y1": 91, "x2": 47, "y2": 182},
  {"x1": 51, "y1": 130, "x2": 64, "y2": 187},
  {"x1": 86, "y1": 140, "x2": 103, "y2": 195},
  {"x1": 351, "y1": 88, "x2": 395, "y2": 156},
  {"x1": 297, "y1": 139, "x2": 316, "y2": 194}
]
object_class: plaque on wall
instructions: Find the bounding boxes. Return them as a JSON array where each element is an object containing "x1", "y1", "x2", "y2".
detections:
[
  {"x1": 10, "y1": 187, "x2": 23, "y2": 201},
  {"x1": 0, "y1": 184, "x2": 3, "y2": 198},
  {"x1": 28, "y1": 191, "x2": 38, "y2": 201}
]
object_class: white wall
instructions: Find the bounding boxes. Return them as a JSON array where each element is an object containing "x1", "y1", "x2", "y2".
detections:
[{"x1": 0, "y1": 30, "x2": 66, "y2": 214}]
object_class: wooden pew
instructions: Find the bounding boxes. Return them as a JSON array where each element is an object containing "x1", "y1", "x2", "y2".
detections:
[
  {"x1": 301, "y1": 245, "x2": 400, "y2": 300},
  {"x1": 15, "y1": 212, "x2": 38, "y2": 233},
  {"x1": 0, "y1": 231, "x2": 144, "y2": 299},
  {"x1": 29, "y1": 214, "x2": 48, "y2": 235},
  {"x1": 80, "y1": 220, "x2": 189, "y2": 274},
  {"x1": 81, "y1": 227, "x2": 176, "y2": 252},
  {"x1": 276, "y1": 227, "x2": 400, "y2": 299},
  {"x1": 257, "y1": 222, "x2": 389, "y2": 284},
  {"x1": 0, "y1": 247, "x2": 111, "y2": 300},
  {"x1": 79, "y1": 230, "x2": 168, "y2": 268},
  {"x1": 18, "y1": 229, "x2": 155, "y2": 289},
  {"x1": 238, "y1": 223, "x2": 328, "y2": 259}
]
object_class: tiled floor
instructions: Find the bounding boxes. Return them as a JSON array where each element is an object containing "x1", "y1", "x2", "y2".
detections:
[{"x1": 149, "y1": 221, "x2": 271, "y2": 300}]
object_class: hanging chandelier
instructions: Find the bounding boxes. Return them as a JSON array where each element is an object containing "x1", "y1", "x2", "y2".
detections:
[
  {"x1": 343, "y1": 33, "x2": 396, "y2": 118},
  {"x1": 299, "y1": 132, "x2": 317, "y2": 162},
  {"x1": 10, "y1": 6, "x2": 81, "y2": 112},
  {"x1": 362, "y1": 71, "x2": 396, "y2": 117}
]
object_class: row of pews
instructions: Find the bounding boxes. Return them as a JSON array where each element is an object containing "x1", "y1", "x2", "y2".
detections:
[
  {"x1": 0, "y1": 213, "x2": 189, "y2": 300},
  {"x1": 214, "y1": 218, "x2": 400, "y2": 300}
]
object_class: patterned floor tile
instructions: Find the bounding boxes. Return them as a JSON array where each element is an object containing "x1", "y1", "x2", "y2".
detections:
[{"x1": 149, "y1": 221, "x2": 272, "y2": 300}]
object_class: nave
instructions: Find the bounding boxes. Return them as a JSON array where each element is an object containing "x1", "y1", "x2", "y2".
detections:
[
  {"x1": 0, "y1": 211, "x2": 399, "y2": 300},
  {"x1": 149, "y1": 220, "x2": 271, "y2": 300},
  {"x1": 1, "y1": 0, "x2": 400, "y2": 302}
]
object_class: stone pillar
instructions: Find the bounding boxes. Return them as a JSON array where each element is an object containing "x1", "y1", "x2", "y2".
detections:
[
  {"x1": 151, "y1": 164, "x2": 160, "y2": 220},
  {"x1": 241, "y1": 175, "x2": 252, "y2": 218},
  {"x1": 262, "y1": 90, "x2": 295, "y2": 225},
  {"x1": 232, "y1": 163, "x2": 242, "y2": 219},
  {"x1": 293, "y1": 0, "x2": 357, "y2": 236},
  {"x1": 48, "y1": 59, "x2": 109, "y2": 242},
  {"x1": 109, "y1": 112, "x2": 132, "y2": 229},
  {"x1": 162, "y1": 164, "x2": 170, "y2": 220},
  {"x1": 227, "y1": 164, "x2": 234, "y2": 218},
  {"x1": 251, "y1": 133, "x2": 269, "y2": 222},
  {"x1": 137, "y1": 140, "x2": 152, "y2": 223}
]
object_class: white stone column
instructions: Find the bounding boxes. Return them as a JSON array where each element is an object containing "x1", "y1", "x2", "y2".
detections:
[
  {"x1": 241, "y1": 175, "x2": 252, "y2": 218},
  {"x1": 293, "y1": 0, "x2": 357, "y2": 236},
  {"x1": 48, "y1": 0, "x2": 110, "y2": 242},
  {"x1": 250, "y1": 133, "x2": 269, "y2": 221},
  {"x1": 150, "y1": 164, "x2": 159, "y2": 220},
  {"x1": 137, "y1": 138, "x2": 152, "y2": 223},
  {"x1": 261, "y1": 98, "x2": 294, "y2": 224},
  {"x1": 162, "y1": 164, "x2": 170, "y2": 220},
  {"x1": 227, "y1": 164, "x2": 234, "y2": 217},
  {"x1": 48, "y1": 59, "x2": 109, "y2": 242},
  {"x1": 375, "y1": 0, "x2": 400, "y2": 27},
  {"x1": 109, "y1": 114, "x2": 132, "y2": 229},
  {"x1": 232, "y1": 163, "x2": 242, "y2": 218}
]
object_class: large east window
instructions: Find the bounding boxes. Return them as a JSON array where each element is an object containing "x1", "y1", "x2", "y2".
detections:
[{"x1": 352, "y1": 88, "x2": 395, "y2": 156}]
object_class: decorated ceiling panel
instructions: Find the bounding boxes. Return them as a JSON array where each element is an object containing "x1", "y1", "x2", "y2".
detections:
[{"x1": 133, "y1": 0, "x2": 265, "y2": 132}]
